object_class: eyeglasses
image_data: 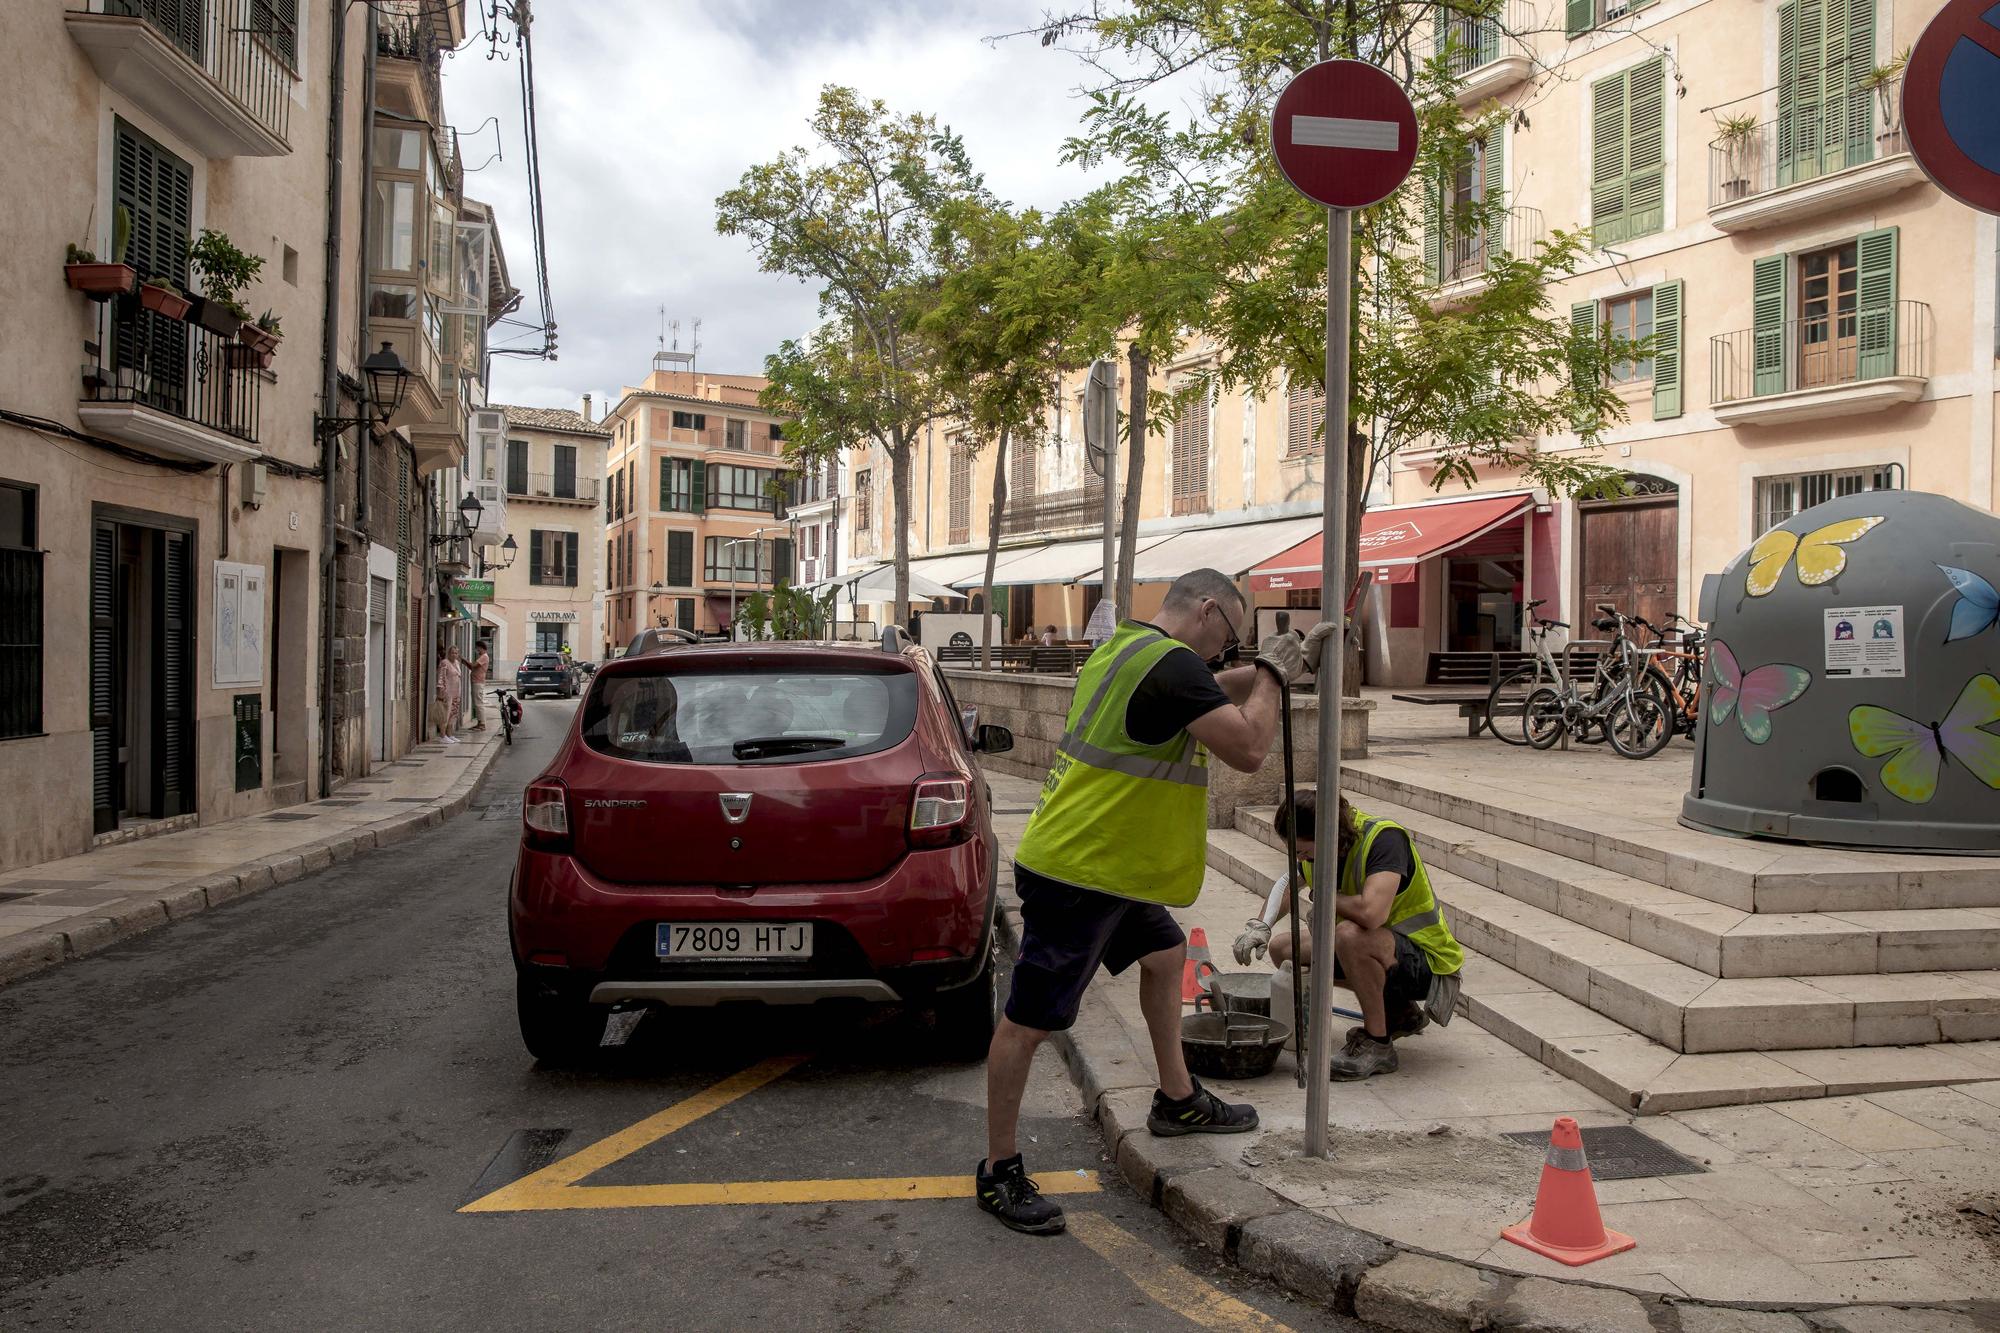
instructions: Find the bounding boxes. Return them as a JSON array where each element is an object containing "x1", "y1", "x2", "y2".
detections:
[{"x1": 1208, "y1": 598, "x2": 1242, "y2": 662}]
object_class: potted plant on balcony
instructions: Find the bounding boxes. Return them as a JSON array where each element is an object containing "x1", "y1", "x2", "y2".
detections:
[
  {"x1": 137, "y1": 273, "x2": 192, "y2": 321},
  {"x1": 64, "y1": 205, "x2": 137, "y2": 299},
  {"x1": 238, "y1": 309, "x2": 282, "y2": 366},
  {"x1": 1715, "y1": 113, "x2": 1759, "y2": 202},
  {"x1": 185, "y1": 229, "x2": 264, "y2": 339},
  {"x1": 1862, "y1": 48, "x2": 1909, "y2": 156}
]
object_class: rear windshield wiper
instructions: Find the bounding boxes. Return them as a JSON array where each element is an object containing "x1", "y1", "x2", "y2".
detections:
[{"x1": 731, "y1": 735, "x2": 849, "y2": 759}]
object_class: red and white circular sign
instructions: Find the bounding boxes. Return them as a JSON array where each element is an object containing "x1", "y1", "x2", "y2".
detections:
[
  {"x1": 1903, "y1": 0, "x2": 2000, "y2": 216},
  {"x1": 1270, "y1": 59, "x2": 1419, "y2": 210}
]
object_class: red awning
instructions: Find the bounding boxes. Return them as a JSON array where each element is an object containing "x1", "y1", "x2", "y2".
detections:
[{"x1": 1248, "y1": 492, "x2": 1533, "y2": 592}]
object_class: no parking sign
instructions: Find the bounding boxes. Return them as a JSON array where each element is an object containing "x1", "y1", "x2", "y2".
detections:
[{"x1": 1904, "y1": 0, "x2": 2000, "y2": 215}]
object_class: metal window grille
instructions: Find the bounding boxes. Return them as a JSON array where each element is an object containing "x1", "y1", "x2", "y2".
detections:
[{"x1": 1753, "y1": 465, "x2": 1895, "y2": 535}]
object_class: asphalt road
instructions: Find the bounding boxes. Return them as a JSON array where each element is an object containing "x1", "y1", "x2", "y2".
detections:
[{"x1": 0, "y1": 699, "x2": 1364, "y2": 1332}]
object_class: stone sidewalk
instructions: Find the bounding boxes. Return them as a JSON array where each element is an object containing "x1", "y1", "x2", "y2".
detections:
[
  {"x1": 985, "y1": 771, "x2": 2000, "y2": 1330},
  {"x1": 0, "y1": 702, "x2": 511, "y2": 987}
]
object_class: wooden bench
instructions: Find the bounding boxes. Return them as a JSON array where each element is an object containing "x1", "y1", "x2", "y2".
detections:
[{"x1": 1391, "y1": 648, "x2": 1603, "y2": 737}]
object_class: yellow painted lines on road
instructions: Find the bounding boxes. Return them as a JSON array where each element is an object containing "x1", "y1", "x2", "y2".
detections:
[
  {"x1": 459, "y1": 1053, "x2": 1100, "y2": 1214},
  {"x1": 1067, "y1": 1213, "x2": 1296, "y2": 1333}
]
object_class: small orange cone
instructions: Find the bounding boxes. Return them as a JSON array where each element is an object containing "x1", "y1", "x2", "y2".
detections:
[
  {"x1": 1501, "y1": 1116, "x2": 1635, "y2": 1266},
  {"x1": 1182, "y1": 927, "x2": 1216, "y2": 1004}
]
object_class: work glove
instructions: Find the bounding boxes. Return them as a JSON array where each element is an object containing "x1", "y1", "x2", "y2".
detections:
[
  {"x1": 1255, "y1": 632, "x2": 1306, "y2": 685},
  {"x1": 1301, "y1": 620, "x2": 1339, "y2": 673},
  {"x1": 1233, "y1": 919, "x2": 1273, "y2": 965}
]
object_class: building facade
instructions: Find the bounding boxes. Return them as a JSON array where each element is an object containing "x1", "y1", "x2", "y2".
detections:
[
  {"x1": 483, "y1": 403, "x2": 609, "y2": 672},
  {"x1": 852, "y1": 0, "x2": 1996, "y2": 683},
  {"x1": 0, "y1": 0, "x2": 513, "y2": 875},
  {"x1": 599, "y1": 350, "x2": 796, "y2": 650}
]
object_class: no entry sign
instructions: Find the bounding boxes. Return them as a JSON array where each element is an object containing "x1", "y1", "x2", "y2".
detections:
[
  {"x1": 1270, "y1": 59, "x2": 1419, "y2": 210},
  {"x1": 1904, "y1": 0, "x2": 2000, "y2": 215}
]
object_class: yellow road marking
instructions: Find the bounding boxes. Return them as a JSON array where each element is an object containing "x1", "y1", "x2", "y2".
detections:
[
  {"x1": 1067, "y1": 1212, "x2": 1296, "y2": 1333},
  {"x1": 460, "y1": 1053, "x2": 1100, "y2": 1213},
  {"x1": 480, "y1": 1172, "x2": 1102, "y2": 1212}
]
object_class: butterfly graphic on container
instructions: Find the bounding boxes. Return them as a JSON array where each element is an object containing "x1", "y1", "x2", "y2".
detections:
[
  {"x1": 1937, "y1": 564, "x2": 1999, "y2": 642},
  {"x1": 1706, "y1": 640, "x2": 1811, "y2": 744},
  {"x1": 1849, "y1": 674, "x2": 2000, "y2": 805},
  {"x1": 1743, "y1": 517, "x2": 1884, "y2": 597}
]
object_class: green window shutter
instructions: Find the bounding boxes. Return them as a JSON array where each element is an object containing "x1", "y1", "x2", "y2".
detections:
[
  {"x1": 1625, "y1": 59, "x2": 1666, "y2": 239},
  {"x1": 1566, "y1": 0, "x2": 1594, "y2": 36},
  {"x1": 1590, "y1": 71, "x2": 1630, "y2": 245},
  {"x1": 658, "y1": 457, "x2": 670, "y2": 509},
  {"x1": 772, "y1": 538, "x2": 794, "y2": 585},
  {"x1": 1855, "y1": 225, "x2": 1899, "y2": 380},
  {"x1": 565, "y1": 532, "x2": 579, "y2": 588},
  {"x1": 690, "y1": 459, "x2": 706, "y2": 514},
  {"x1": 1424, "y1": 173, "x2": 1443, "y2": 283},
  {"x1": 1651, "y1": 279, "x2": 1683, "y2": 420},
  {"x1": 1837, "y1": 0, "x2": 1874, "y2": 167},
  {"x1": 667, "y1": 530, "x2": 693, "y2": 587},
  {"x1": 1484, "y1": 126, "x2": 1506, "y2": 256},
  {"x1": 1431, "y1": 3, "x2": 1447, "y2": 60},
  {"x1": 1752, "y1": 255, "x2": 1788, "y2": 396},
  {"x1": 1570, "y1": 300, "x2": 1599, "y2": 428},
  {"x1": 1778, "y1": 0, "x2": 1828, "y2": 186}
]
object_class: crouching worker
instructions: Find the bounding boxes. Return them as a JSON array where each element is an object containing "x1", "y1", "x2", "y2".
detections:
[{"x1": 1232, "y1": 792, "x2": 1465, "y2": 1081}]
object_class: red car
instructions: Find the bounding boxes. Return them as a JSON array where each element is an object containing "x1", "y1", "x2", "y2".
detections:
[{"x1": 509, "y1": 632, "x2": 1012, "y2": 1065}]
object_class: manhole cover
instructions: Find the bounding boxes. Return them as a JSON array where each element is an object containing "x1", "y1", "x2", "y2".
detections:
[
  {"x1": 1501, "y1": 1125, "x2": 1706, "y2": 1181},
  {"x1": 264, "y1": 812, "x2": 316, "y2": 822},
  {"x1": 317, "y1": 799, "x2": 363, "y2": 808}
]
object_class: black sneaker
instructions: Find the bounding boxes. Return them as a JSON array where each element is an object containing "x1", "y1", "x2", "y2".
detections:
[
  {"x1": 976, "y1": 1155, "x2": 1066, "y2": 1235},
  {"x1": 1147, "y1": 1078, "x2": 1260, "y2": 1137}
]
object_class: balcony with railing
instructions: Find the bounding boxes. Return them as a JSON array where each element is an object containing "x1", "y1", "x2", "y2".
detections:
[
  {"x1": 67, "y1": 0, "x2": 295, "y2": 157},
  {"x1": 1706, "y1": 78, "x2": 1922, "y2": 231},
  {"x1": 374, "y1": 1, "x2": 444, "y2": 124},
  {"x1": 1418, "y1": 0, "x2": 1535, "y2": 106},
  {"x1": 999, "y1": 486, "x2": 1105, "y2": 538},
  {"x1": 508, "y1": 472, "x2": 601, "y2": 505},
  {"x1": 1709, "y1": 300, "x2": 1930, "y2": 426},
  {"x1": 1429, "y1": 206, "x2": 1545, "y2": 307},
  {"x1": 78, "y1": 298, "x2": 262, "y2": 463}
]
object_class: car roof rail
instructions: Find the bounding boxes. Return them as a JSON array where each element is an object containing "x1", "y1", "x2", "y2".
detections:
[{"x1": 880, "y1": 625, "x2": 912, "y2": 655}]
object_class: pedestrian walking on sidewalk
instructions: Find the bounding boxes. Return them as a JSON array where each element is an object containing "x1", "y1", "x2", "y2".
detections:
[
  {"x1": 976, "y1": 568, "x2": 1312, "y2": 1236},
  {"x1": 1232, "y1": 790, "x2": 1465, "y2": 1081},
  {"x1": 468, "y1": 644, "x2": 490, "y2": 730},
  {"x1": 437, "y1": 645, "x2": 463, "y2": 744}
]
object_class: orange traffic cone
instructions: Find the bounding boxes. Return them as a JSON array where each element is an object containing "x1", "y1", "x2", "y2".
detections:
[
  {"x1": 1501, "y1": 1116, "x2": 1635, "y2": 1266},
  {"x1": 1182, "y1": 927, "x2": 1216, "y2": 1004}
]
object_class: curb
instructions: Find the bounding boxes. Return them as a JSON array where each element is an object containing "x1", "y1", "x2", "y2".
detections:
[
  {"x1": 0, "y1": 736, "x2": 510, "y2": 989},
  {"x1": 994, "y1": 908, "x2": 1999, "y2": 1333}
]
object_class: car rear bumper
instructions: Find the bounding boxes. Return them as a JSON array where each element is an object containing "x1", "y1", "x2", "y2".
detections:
[{"x1": 509, "y1": 836, "x2": 996, "y2": 1006}]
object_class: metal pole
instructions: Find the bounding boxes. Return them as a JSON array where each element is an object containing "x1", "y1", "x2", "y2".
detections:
[
  {"x1": 1102, "y1": 365, "x2": 1117, "y2": 631},
  {"x1": 1304, "y1": 205, "x2": 1353, "y2": 1157}
]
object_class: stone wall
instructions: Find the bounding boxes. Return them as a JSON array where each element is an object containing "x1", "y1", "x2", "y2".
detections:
[{"x1": 948, "y1": 669, "x2": 1373, "y2": 828}]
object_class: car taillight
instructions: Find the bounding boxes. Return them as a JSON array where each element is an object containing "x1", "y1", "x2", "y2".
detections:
[
  {"x1": 523, "y1": 779, "x2": 570, "y2": 849},
  {"x1": 909, "y1": 776, "x2": 972, "y2": 849}
]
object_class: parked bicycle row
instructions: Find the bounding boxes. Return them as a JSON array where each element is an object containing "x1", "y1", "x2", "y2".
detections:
[{"x1": 1480, "y1": 600, "x2": 1706, "y2": 759}]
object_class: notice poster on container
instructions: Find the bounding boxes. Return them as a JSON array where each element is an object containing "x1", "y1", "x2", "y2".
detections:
[{"x1": 1823, "y1": 605, "x2": 1905, "y2": 679}]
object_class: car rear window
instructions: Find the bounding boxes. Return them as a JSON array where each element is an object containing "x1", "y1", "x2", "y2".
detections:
[
  {"x1": 581, "y1": 667, "x2": 919, "y2": 765},
  {"x1": 523, "y1": 655, "x2": 562, "y2": 667}
]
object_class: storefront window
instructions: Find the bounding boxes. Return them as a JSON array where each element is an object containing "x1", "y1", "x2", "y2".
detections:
[{"x1": 1446, "y1": 555, "x2": 1525, "y2": 652}]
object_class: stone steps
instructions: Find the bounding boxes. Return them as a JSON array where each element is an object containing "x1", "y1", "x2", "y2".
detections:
[
  {"x1": 1339, "y1": 761, "x2": 2000, "y2": 913},
  {"x1": 1229, "y1": 800, "x2": 2000, "y2": 980}
]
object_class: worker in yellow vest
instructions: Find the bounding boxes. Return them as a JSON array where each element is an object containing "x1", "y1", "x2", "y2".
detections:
[
  {"x1": 1233, "y1": 790, "x2": 1464, "y2": 1080},
  {"x1": 976, "y1": 569, "x2": 1331, "y2": 1236}
]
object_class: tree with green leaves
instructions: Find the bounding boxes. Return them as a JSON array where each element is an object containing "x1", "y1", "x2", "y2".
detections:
[
  {"x1": 922, "y1": 198, "x2": 1097, "y2": 665},
  {"x1": 717, "y1": 86, "x2": 985, "y2": 630},
  {"x1": 1028, "y1": 1, "x2": 1640, "y2": 661}
]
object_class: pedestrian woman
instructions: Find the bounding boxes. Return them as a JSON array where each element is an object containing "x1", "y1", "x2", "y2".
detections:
[{"x1": 437, "y1": 645, "x2": 464, "y2": 744}]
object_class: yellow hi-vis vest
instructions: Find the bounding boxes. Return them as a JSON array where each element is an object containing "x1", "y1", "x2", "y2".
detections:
[
  {"x1": 1014, "y1": 621, "x2": 1212, "y2": 906},
  {"x1": 1339, "y1": 810, "x2": 1464, "y2": 977}
]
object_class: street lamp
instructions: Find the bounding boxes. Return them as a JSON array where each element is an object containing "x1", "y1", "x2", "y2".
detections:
[
  {"x1": 477, "y1": 532, "x2": 516, "y2": 577},
  {"x1": 314, "y1": 341, "x2": 411, "y2": 438}
]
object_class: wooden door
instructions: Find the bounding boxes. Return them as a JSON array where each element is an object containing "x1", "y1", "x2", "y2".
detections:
[
  {"x1": 1580, "y1": 498, "x2": 1678, "y2": 634},
  {"x1": 1798, "y1": 241, "x2": 1858, "y2": 388}
]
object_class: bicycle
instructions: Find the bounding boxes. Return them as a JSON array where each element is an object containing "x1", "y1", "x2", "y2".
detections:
[
  {"x1": 1636, "y1": 613, "x2": 1705, "y2": 741},
  {"x1": 1521, "y1": 609, "x2": 1673, "y2": 758},
  {"x1": 493, "y1": 687, "x2": 523, "y2": 746},
  {"x1": 1483, "y1": 600, "x2": 1572, "y2": 747}
]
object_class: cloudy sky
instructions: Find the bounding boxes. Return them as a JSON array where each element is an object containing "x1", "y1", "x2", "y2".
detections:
[{"x1": 444, "y1": 1, "x2": 1138, "y2": 414}]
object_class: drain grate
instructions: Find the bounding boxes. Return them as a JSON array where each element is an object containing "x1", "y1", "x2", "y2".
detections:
[
  {"x1": 263, "y1": 812, "x2": 317, "y2": 822},
  {"x1": 463, "y1": 1128, "x2": 571, "y2": 1206},
  {"x1": 317, "y1": 799, "x2": 363, "y2": 808},
  {"x1": 389, "y1": 796, "x2": 432, "y2": 803},
  {"x1": 1501, "y1": 1125, "x2": 1706, "y2": 1181}
]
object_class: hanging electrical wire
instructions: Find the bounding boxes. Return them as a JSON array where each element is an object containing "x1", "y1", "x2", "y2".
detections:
[{"x1": 505, "y1": 0, "x2": 558, "y2": 361}]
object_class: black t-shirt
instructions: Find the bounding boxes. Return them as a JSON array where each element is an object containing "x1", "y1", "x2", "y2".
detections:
[
  {"x1": 1123, "y1": 623, "x2": 1231, "y2": 746},
  {"x1": 1353, "y1": 826, "x2": 1415, "y2": 896}
]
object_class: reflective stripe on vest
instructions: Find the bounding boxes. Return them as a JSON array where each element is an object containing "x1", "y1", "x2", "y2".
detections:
[
  {"x1": 1013, "y1": 622, "x2": 1213, "y2": 907},
  {"x1": 1339, "y1": 813, "x2": 1464, "y2": 977}
]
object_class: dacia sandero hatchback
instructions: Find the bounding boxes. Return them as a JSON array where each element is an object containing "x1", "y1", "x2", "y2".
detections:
[{"x1": 509, "y1": 633, "x2": 1012, "y2": 1065}]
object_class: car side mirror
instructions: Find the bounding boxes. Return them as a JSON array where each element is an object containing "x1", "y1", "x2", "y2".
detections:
[{"x1": 974, "y1": 724, "x2": 1013, "y2": 755}]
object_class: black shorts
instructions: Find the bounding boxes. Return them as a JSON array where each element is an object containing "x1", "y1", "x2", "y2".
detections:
[
  {"x1": 1004, "y1": 863, "x2": 1186, "y2": 1032},
  {"x1": 1332, "y1": 931, "x2": 1434, "y2": 1009}
]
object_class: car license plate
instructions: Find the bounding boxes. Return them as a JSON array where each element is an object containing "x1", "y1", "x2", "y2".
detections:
[{"x1": 655, "y1": 922, "x2": 813, "y2": 959}]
